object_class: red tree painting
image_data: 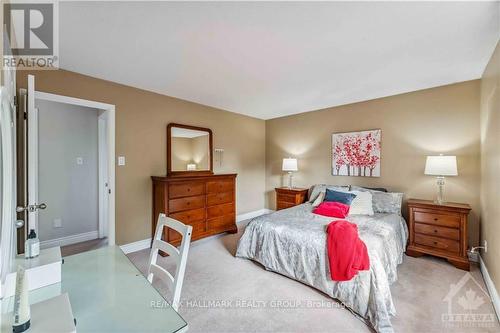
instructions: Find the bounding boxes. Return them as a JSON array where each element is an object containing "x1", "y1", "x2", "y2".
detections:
[{"x1": 332, "y1": 129, "x2": 381, "y2": 177}]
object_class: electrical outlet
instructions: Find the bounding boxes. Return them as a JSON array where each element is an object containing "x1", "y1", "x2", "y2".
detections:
[
  {"x1": 53, "y1": 218, "x2": 62, "y2": 228},
  {"x1": 76, "y1": 157, "x2": 83, "y2": 165},
  {"x1": 484, "y1": 240, "x2": 488, "y2": 253},
  {"x1": 118, "y1": 156, "x2": 126, "y2": 166}
]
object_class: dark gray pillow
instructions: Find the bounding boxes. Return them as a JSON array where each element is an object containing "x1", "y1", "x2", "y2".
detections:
[
  {"x1": 361, "y1": 187, "x2": 388, "y2": 193},
  {"x1": 308, "y1": 184, "x2": 349, "y2": 203}
]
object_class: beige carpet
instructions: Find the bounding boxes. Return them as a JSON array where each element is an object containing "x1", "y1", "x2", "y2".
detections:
[{"x1": 127, "y1": 220, "x2": 500, "y2": 333}]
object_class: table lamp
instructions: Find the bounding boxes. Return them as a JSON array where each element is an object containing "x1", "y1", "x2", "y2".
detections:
[
  {"x1": 282, "y1": 158, "x2": 298, "y2": 189},
  {"x1": 424, "y1": 155, "x2": 458, "y2": 204}
]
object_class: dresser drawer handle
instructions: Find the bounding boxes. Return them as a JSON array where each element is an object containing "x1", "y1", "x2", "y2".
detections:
[
  {"x1": 433, "y1": 241, "x2": 438, "y2": 245},
  {"x1": 434, "y1": 218, "x2": 438, "y2": 221},
  {"x1": 434, "y1": 229, "x2": 438, "y2": 233}
]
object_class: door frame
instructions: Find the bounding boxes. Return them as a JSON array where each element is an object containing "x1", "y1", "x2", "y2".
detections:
[{"x1": 21, "y1": 86, "x2": 116, "y2": 246}]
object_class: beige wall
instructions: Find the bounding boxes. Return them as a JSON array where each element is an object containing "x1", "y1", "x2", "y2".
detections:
[
  {"x1": 480, "y1": 41, "x2": 500, "y2": 292},
  {"x1": 17, "y1": 69, "x2": 266, "y2": 245},
  {"x1": 266, "y1": 81, "x2": 481, "y2": 246}
]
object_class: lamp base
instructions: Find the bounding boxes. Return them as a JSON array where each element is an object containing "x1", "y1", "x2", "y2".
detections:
[
  {"x1": 435, "y1": 176, "x2": 445, "y2": 205},
  {"x1": 287, "y1": 172, "x2": 294, "y2": 189}
]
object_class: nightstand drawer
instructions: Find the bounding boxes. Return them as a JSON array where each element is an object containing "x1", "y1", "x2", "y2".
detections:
[
  {"x1": 414, "y1": 223, "x2": 460, "y2": 240},
  {"x1": 413, "y1": 211, "x2": 460, "y2": 228},
  {"x1": 415, "y1": 234, "x2": 459, "y2": 254},
  {"x1": 277, "y1": 201, "x2": 295, "y2": 210},
  {"x1": 277, "y1": 193, "x2": 297, "y2": 204}
]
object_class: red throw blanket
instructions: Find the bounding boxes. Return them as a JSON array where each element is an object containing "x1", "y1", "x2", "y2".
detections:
[{"x1": 326, "y1": 220, "x2": 370, "y2": 281}]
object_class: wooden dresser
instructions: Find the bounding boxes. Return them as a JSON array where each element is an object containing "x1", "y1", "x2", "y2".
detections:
[
  {"x1": 406, "y1": 199, "x2": 471, "y2": 270},
  {"x1": 275, "y1": 187, "x2": 308, "y2": 210},
  {"x1": 152, "y1": 174, "x2": 237, "y2": 246}
]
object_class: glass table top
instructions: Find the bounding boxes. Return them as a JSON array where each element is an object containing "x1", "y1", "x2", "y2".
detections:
[{"x1": 61, "y1": 246, "x2": 187, "y2": 333}]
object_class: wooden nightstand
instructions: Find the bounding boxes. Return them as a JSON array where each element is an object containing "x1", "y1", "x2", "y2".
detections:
[
  {"x1": 275, "y1": 187, "x2": 308, "y2": 211},
  {"x1": 406, "y1": 199, "x2": 471, "y2": 270}
]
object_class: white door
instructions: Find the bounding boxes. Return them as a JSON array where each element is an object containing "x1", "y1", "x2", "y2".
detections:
[
  {"x1": 0, "y1": 49, "x2": 17, "y2": 289},
  {"x1": 98, "y1": 113, "x2": 109, "y2": 238},
  {"x1": 26, "y1": 75, "x2": 46, "y2": 234}
]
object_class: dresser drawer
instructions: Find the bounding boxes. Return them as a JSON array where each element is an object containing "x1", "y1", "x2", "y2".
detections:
[
  {"x1": 169, "y1": 195, "x2": 205, "y2": 213},
  {"x1": 208, "y1": 214, "x2": 235, "y2": 232},
  {"x1": 207, "y1": 203, "x2": 235, "y2": 218},
  {"x1": 413, "y1": 211, "x2": 460, "y2": 228},
  {"x1": 414, "y1": 223, "x2": 460, "y2": 240},
  {"x1": 207, "y1": 180, "x2": 233, "y2": 193},
  {"x1": 168, "y1": 219, "x2": 206, "y2": 242},
  {"x1": 414, "y1": 234, "x2": 459, "y2": 254},
  {"x1": 169, "y1": 182, "x2": 205, "y2": 199},
  {"x1": 169, "y1": 208, "x2": 205, "y2": 224},
  {"x1": 277, "y1": 193, "x2": 297, "y2": 204},
  {"x1": 207, "y1": 191, "x2": 233, "y2": 206}
]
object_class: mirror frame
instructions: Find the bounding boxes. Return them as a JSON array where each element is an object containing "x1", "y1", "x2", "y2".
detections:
[{"x1": 167, "y1": 123, "x2": 214, "y2": 177}]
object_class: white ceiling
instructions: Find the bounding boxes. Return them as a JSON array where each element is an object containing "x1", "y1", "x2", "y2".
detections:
[{"x1": 59, "y1": 2, "x2": 499, "y2": 120}]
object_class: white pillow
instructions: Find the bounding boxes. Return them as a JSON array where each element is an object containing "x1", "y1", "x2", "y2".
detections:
[
  {"x1": 312, "y1": 191, "x2": 325, "y2": 207},
  {"x1": 348, "y1": 191, "x2": 374, "y2": 216}
]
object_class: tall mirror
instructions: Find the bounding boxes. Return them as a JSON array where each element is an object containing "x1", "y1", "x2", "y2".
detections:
[{"x1": 167, "y1": 123, "x2": 213, "y2": 176}]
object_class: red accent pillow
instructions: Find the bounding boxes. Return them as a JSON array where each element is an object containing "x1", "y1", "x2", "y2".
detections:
[{"x1": 313, "y1": 201, "x2": 350, "y2": 218}]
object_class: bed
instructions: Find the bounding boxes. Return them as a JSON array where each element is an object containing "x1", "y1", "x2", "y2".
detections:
[{"x1": 235, "y1": 201, "x2": 408, "y2": 333}]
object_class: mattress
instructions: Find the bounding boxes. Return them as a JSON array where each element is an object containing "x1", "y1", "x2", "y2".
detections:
[{"x1": 235, "y1": 203, "x2": 408, "y2": 333}]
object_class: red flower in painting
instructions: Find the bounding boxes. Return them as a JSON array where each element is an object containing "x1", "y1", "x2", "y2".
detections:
[{"x1": 332, "y1": 130, "x2": 380, "y2": 176}]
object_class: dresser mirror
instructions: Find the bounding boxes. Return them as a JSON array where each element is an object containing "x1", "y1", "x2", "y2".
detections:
[{"x1": 167, "y1": 123, "x2": 213, "y2": 176}]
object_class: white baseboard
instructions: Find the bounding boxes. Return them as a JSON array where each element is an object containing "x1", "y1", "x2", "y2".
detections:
[
  {"x1": 120, "y1": 238, "x2": 152, "y2": 254},
  {"x1": 479, "y1": 255, "x2": 500, "y2": 321},
  {"x1": 120, "y1": 208, "x2": 274, "y2": 254},
  {"x1": 236, "y1": 208, "x2": 274, "y2": 223},
  {"x1": 40, "y1": 230, "x2": 98, "y2": 249}
]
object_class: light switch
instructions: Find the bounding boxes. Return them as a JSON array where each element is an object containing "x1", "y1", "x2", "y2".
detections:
[
  {"x1": 118, "y1": 156, "x2": 126, "y2": 166},
  {"x1": 76, "y1": 157, "x2": 83, "y2": 165}
]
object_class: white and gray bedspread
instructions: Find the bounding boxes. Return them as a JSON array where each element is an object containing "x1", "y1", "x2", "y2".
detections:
[{"x1": 235, "y1": 203, "x2": 408, "y2": 333}]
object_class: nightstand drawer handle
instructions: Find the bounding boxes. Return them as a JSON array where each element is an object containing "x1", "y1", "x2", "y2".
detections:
[
  {"x1": 434, "y1": 218, "x2": 438, "y2": 221},
  {"x1": 434, "y1": 229, "x2": 438, "y2": 233},
  {"x1": 433, "y1": 241, "x2": 438, "y2": 245}
]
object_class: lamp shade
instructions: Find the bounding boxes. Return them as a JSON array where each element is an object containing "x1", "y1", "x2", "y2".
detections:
[
  {"x1": 282, "y1": 158, "x2": 298, "y2": 172},
  {"x1": 424, "y1": 155, "x2": 458, "y2": 176}
]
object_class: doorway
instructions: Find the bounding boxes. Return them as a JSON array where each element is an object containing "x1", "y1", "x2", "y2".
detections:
[{"x1": 17, "y1": 75, "x2": 115, "y2": 254}]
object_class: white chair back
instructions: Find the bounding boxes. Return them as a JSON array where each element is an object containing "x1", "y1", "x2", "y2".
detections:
[{"x1": 147, "y1": 214, "x2": 192, "y2": 311}]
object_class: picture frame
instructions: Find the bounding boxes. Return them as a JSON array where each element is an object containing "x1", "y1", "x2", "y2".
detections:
[{"x1": 331, "y1": 129, "x2": 381, "y2": 177}]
